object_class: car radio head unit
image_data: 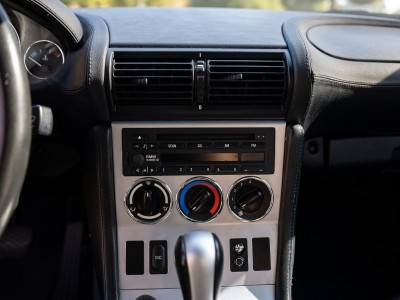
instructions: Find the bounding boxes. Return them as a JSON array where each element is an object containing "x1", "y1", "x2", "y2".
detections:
[{"x1": 122, "y1": 128, "x2": 275, "y2": 176}]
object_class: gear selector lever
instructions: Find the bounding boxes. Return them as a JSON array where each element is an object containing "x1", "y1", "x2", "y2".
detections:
[{"x1": 174, "y1": 231, "x2": 223, "y2": 300}]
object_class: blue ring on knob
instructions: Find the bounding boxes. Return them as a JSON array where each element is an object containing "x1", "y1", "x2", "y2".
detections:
[{"x1": 179, "y1": 180, "x2": 214, "y2": 216}]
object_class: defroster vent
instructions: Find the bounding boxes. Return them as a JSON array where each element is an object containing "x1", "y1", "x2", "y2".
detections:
[
  {"x1": 208, "y1": 59, "x2": 287, "y2": 105},
  {"x1": 112, "y1": 58, "x2": 194, "y2": 105}
]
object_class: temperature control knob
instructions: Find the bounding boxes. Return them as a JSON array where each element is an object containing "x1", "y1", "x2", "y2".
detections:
[
  {"x1": 125, "y1": 178, "x2": 172, "y2": 224},
  {"x1": 228, "y1": 177, "x2": 273, "y2": 221},
  {"x1": 178, "y1": 177, "x2": 223, "y2": 222}
]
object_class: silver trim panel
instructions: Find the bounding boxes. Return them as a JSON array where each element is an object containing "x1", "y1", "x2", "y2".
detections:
[
  {"x1": 120, "y1": 285, "x2": 275, "y2": 300},
  {"x1": 112, "y1": 121, "x2": 285, "y2": 293}
]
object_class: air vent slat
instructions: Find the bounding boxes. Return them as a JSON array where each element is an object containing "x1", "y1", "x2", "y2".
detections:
[
  {"x1": 207, "y1": 58, "x2": 287, "y2": 106},
  {"x1": 210, "y1": 86, "x2": 284, "y2": 90},
  {"x1": 209, "y1": 72, "x2": 284, "y2": 74},
  {"x1": 112, "y1": 57, "x2": 194, "y2": 105},
  {"x1": 113, "y1": 75, "x2": 192, "y2": 78},
  {"x1": 115, "y1": 91, "x2": 193, "y2": 95},
  {"x1": 114, "y1": 62, "x2": 193, "y2": 65}
]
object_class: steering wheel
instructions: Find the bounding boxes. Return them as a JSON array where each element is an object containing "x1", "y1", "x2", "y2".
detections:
[{"x1": 0, "y1": 4, "x2": 31, "y2": 237}]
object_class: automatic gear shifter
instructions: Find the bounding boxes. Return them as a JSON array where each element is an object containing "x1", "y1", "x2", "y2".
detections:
[{"x1": 174, "y1": 231, "x2": 223, "y2": 300}]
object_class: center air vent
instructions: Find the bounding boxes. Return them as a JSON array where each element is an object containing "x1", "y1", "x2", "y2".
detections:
[
  {"x1": 207, "y1": 59, "x2": 287, "y2": 105},
  {"x1": 112, "y1": 58, "x2": 194, "y2": 105}
]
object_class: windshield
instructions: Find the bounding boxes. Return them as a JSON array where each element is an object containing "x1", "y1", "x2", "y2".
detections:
[{"x1": 62, "y1": 0, "x2": 399, "y2": 14}]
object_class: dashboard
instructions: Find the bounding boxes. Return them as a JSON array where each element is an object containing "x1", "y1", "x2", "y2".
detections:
[{"x1": 2, "y1": 1, "x2": 400, "y2": 300}]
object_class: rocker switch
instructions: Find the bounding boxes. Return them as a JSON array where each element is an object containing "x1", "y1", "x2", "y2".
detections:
[{"x1": 150, "y1": 241, "x2": 168, "y2": 274}]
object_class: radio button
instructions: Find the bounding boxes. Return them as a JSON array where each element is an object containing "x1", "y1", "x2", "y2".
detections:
[
  {"x1": 161, "y1": 166, "x2": 185, "y2": 175},
  {"x1": 215, "y1": 166, "x2": 239, "y2": 173},
  {"x1": 242, "y1": 142, "x2": 266, "y2": 149},
  {"x1": 242, "y1": 165, "x2": 267, "y2": 173},
  {"x1": 149, "y1": 167, "x2": 158, "y2": 175},
  {"x1": 188, "y1": 166, "x2": 212, "y2": 173},
  {"x1": 241, "y1": 153, "x2": 265, "y2": 162},
  {"x1": 132, "y1": 143, "x2": 141, "y2": 150},
  {"x1": 131, "y1": 134, "x2": 148, "y2": 141},
  {"x1": 215, "y1": 142, "x2": 240, "y2": 149},
  {"x1": 132, "y1": 143, "x2": 149, "y2": 150},
  {"x1": 188, "y1": 142, "x2": 212, "y2": 149},
  {"x1": 160, "y1": 143, "x2": 185, "y2": 149},
  {"x1": 148, "y1": 143, "x2": 157, "y2": 149},
  {"x1": 133, "y1": 167, "x2": 149, "y2": 175}
]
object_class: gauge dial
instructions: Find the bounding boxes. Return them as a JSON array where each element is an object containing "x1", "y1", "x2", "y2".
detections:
[{"x1": 24, "y1": 40, "x2": 65, "y2": 79}]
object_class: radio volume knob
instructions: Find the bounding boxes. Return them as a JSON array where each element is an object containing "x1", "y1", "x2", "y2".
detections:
[{"x1": 132, "y1": 154, "x2": 145, "y2": 166}]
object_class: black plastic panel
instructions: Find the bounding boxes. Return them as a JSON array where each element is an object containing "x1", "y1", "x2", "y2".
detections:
[
  {"x1": 122, "y1": 127, "x2": 275, "y2": 176},
  {"x1": 126, "y1": 241, "x2": 144, "y2": 275},
  {"x1": 252, "y1": 238, "x2": 271, "y2": 271}
]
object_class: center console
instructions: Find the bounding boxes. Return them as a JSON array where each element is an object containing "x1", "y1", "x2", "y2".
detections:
[{"x1": 112, "y1": 121, "x2": 285, "y2": 300}]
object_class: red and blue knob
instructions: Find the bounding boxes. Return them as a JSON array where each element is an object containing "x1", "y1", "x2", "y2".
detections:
[{"x1": 178, "y1": 177, "x2": 223, "y2": 222}]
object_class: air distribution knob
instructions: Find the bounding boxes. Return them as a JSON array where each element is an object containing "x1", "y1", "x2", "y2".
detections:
[
  {"x1": 228, "y1": 177, "x2": 273, "y2": 221},
  {"x1": 125, "y1": 178, "x2": 172, "y2": 224},
  {"x1": 178, "y1": 177, "x2": 223, "y2": 222},
  {"x1": 235, "y1": 185, "x2": 264, "y2": 213}
]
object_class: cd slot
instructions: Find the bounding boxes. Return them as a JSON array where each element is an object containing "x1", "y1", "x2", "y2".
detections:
[{"x1": 156, "y1": 134, "x2": 255, "y2": 141}]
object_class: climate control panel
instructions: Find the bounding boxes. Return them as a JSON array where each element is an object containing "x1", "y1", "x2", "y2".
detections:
[{"x1": 124, "y1": 176, "x2": 273, "y2": 224}]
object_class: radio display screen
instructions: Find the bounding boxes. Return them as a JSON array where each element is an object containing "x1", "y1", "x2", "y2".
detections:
[{"x1": 161, "y1": 153, "x2": 264, "y2": 163}]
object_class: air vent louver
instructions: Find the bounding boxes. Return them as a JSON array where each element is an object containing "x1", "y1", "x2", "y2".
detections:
[
  {"x1": 112, "y1": 58, "x2": 194, "y2": 105},
  {"x1": 207, "y1": 59, "x2": 287, "y2": 105}
]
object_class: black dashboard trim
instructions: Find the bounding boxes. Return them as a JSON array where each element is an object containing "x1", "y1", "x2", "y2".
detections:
[
  {"x1": 276, "y1": 124, "x2": 304, "y2": 300},
  {"x1": 307, "y1": 24, "x2": 400, "y2": 63},
  {"x1": 284, "y1": 15, "x2": 400, "y2": 135},
  {"x1": 282, "y1": 18, "x2": 312, "y2": 127},
  {"x1": 83, "y1": 126, "x2": 118, "y2": 300},
  {"x1": 78, "y1": 13, "x2": 111, "y2": 122}
]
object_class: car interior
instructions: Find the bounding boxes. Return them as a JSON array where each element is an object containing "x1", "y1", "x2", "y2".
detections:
[{"x1": 0, "y1": 0, "x2": 400, "y2": 299}]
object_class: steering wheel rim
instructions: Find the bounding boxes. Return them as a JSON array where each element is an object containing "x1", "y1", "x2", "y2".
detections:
[{"x1": 0, "y1": 4, "x2": 31, "y2": 237}]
